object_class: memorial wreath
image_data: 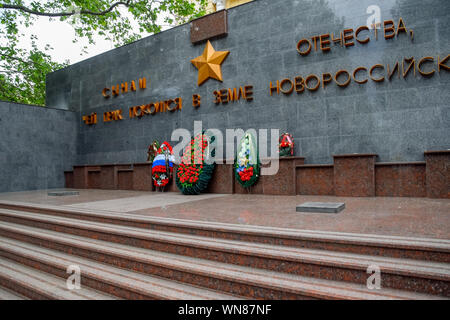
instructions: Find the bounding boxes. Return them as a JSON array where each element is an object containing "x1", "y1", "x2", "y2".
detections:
[
  {"x1": 278, "y1": 132, "x2": 294, "y2": 157},
  {"x1": 152, "y1": 141, "x2": 175, "y2": 188},
  {"x1": 147, "y1": 140, "x2": 160, "y2": 163},
  {"x1": 235, "y1": 132, "x2": 260, "y2": 188},
  {"x1": 176, "y1": 134, "x2": 215, "y2": 195}
]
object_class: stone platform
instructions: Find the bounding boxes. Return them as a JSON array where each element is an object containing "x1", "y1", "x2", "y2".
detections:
[
  {"x1": 0, "y1": 192, "x2": 448, "y2": 300},
  {"x1": 64, "y1": 151, "x2": 450, "y2": 199},
  {"x1": 0, "y1": 189, "x2": 448, "y2": 300},
  {"x1": 296, "y1": 202, "x2": 345, "y2": 214},
  {"x1": 0, "y1": 189, "x2": 448, "y2": 239}
]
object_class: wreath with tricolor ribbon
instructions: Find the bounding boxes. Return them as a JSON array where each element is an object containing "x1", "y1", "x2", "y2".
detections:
[
  {"x1": 235, "y1": 132, "x2": 260, "y2": 188},
  {"x1": 152, "y1": 141, "x2": 175, "y2": 188},
  {"x1": 175, "y1": 134, "x2": 215, "y2": 195}
]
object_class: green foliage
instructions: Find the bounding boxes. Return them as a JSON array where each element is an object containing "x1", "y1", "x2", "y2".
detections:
[
  {"x1": 0, "y1": 0, "x2": 207, "y2": 105},
  {"x1": 0, "y1": 40, "x2": 68, "y2": 105}
]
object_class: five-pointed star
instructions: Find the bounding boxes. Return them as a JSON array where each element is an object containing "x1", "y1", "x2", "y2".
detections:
[{"x1": 191, "y1": 40, "x2": 230, "y2": 86}]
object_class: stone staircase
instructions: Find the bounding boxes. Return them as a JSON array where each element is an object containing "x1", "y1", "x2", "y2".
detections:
[{"x1": 0, "y1": 200, "x2": 448, "y2": 300}]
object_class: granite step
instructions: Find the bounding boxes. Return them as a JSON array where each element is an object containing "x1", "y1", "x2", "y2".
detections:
[
  {"x1": 0, "y1": 237, "x2": 242, "y2": 300},
  {"x1": 0, "y1": 222, "x2": 443, "y2": 300},
  {"x1": 0, "y1": 286, "x2": 28, "y2": 300},
  {"x1": 0, "y1": 258, "x2": 115, "y2": 300},
  {"x1": 0, "y1": 200, "x2": 448, "y2": 263},
  {"x1": 0, "y1": 211, "x2": 448, "y2": 297}
]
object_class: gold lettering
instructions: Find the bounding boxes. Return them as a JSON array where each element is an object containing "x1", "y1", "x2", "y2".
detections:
[
  {"x1": 129, "y1": 106, "x2": 138, "y2": 118},
  {"x1": 355, "y1": 26, "x2": 370, "y2": 44},
  {"x1": 175, "y1": 97, "x2": 183, "y2": 110},
  {"x1": 331, "y1": 32, "x2": 343, "y2": 46},
  {"x1": 280, "y1": 79, "x2": 294, "y2": 95},
  {"x1": 244, "y1": 86, "x2": 253, "y2": 101},
  {"x1": 148, "y1": 103, "x2": 156, "y2": 115},
  {"x1": 111, "y1": 85, "x2": 120, "y2": 97},
  {"x1": 138, "y1": 105, "x2": 146, "y2": 118},
  {"x1": 296, "y1": 39, "x2": 312, "y2": 56},
  {"x1": 239, "y1": 87, "x2": 246, "y2": 100},
  {"x1": 343, "y1": 29, "x2": 354, "y2": 47},
  {"x1": 370, "y1": 64, "x2": 385, "y2": 82},
  {"x1": 387, "y1": 62, "x2": 400, "y2": 80},
  {"x1": 193, "y1": 94, "x2": 201, "y2": 108},
  {"x1": 384, "y1": 20, "x2": 396, "y2": 40},
  {"x1": 269, "y1": 80, "x2": 280, "y2": 96},
  {"x1": 228, "y1": 88, "x2": 241, "y2": 101},
  {"x1": 319, "y1": 34, "x2": 331, "y2": 52},
  {"x1": 322, "y1": 73, "x2": 332, "y2": 89},
  {"x1": 155, "y1": 101, "x2": 165, "y2": 113},
  {"x1": 213, "y1": 90, "x2": 221, "y2": 104},
  {"x1": 402, "y1": 57, "x2": 416, "y2": 78},
  {"x1": 113, "y1": 110, "x2": 123, "y2": 120},
  {"x1": 353, "y1": 67, "x2": 368, "y2": 84},
  {"x1": 396, "y1": 18, "x2": 407, "y2": 37},
  {"x1": 103, "y1": 111, "x2": 111, "y2": 122},
  {"x1": 311, "y1": 35, "x2": 320, "y2": 51},
  {"x1": 294, "y1": 76, "x2": 305, "y2": 93},
  {"x1": 121, "y1": 82, "x2": 128, "y2": 94},
  {"x1": 219, "y1": 89, "x2": 228, "y2": 104},
  {"x1": 82, "y1": 113, "x2": 97, "y2": 125},
  {"x1": 418, "y1": 56, "x2": 435, "y2": 77},
  {"x1": 334, "y1": 70, "x2": 351, "y2": 87},
  {"x1": 139, "y1": 78, "x2": 147, "y2": 89},
  {"x1": 305, "y1": 74, "x2": 320, "y2": 91},
  {"x1": 373, "y1": 24, "x2": 379, "y2": 41},
  {"x1": 102, "y1": 88, "x2": 110, "y2": 99},
  {"x1": 438, "y1": 54, "x2": 450, "y2": 72},
  {"x1": 166, "y1": 99, "x2": 177, "y2": 112}
]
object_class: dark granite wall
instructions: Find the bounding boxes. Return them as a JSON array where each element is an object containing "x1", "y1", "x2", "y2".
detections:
[
  {"x1": 42, "y1": 0, "x2": 449, "y2": 166},
  {"x1": 0, "y1": 101, "x2": 77, "y2": 192}
]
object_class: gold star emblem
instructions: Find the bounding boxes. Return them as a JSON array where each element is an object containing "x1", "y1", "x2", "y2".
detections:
[{"x1": 191, "y1": 40, "x2": 230, "y2": 86}]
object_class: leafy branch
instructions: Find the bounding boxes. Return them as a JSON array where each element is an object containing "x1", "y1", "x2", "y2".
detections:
[{"x1": 0, "y1": 1, "x2": 132, "y2": 17}]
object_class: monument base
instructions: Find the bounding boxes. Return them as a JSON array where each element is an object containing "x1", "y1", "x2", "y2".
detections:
[{"x1": 296, "y1": 202, "x2": 345, "y2": 214}]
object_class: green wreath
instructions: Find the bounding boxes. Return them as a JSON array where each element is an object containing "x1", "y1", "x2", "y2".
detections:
[
  {"x1": 176, "y1": 134, "x2": 216, "y2": 195},
  {"x1": 235, "y1": 132, "x2": 260, "y2": 188}
]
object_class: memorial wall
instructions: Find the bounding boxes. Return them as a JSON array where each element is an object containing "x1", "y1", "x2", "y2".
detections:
[
  {"x1": 0, "y1": 101, "x2": 77, "y2": 192},
  {"x1": 46, "y1": 0, "x2": 449, "y2": 166},
  {"x1": 1, "y1": 0, "x2": 449, "y2": 196}
]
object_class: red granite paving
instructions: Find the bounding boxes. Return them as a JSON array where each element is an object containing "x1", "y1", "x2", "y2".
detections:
[
  {"x1": 131, "y1": 194, "x2": 450, "y2": 240},
  {"x1": 0, "y1": 190, "x2": 448, "y2": 240},
  {"x1": 0, "y1": 189, "x2": 150, "y2": 206}
]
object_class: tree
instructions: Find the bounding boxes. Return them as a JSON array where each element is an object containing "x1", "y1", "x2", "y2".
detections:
[{"x1": 0, "y1": 0, "x2": 207, "y2": 106}]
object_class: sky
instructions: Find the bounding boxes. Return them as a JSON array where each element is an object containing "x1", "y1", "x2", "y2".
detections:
[
  {"x1": 15, "y1": 5, "x2": 169, "y2": 66},
  {"x1": 23, "y1": 16, "x2": 115, "y2": 65}
]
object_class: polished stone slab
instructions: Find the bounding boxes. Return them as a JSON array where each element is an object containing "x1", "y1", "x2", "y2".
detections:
[
  {"x1": 47, "y1": 191, "x2": 79, "y2": 197},
  {"x1": 66, "y1": 193, "x2": 227, "y2": 212},
  {"x1": 296, "y1": 202, "x2": 345, "y2": 214},
  {"x1": 1, "y1": 190, "x2": 449, "y2": 239}
]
